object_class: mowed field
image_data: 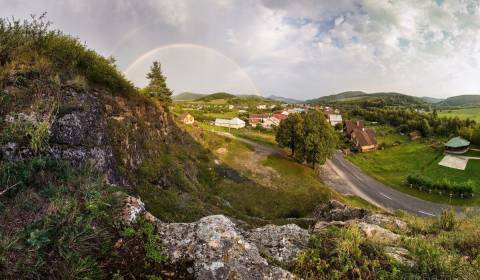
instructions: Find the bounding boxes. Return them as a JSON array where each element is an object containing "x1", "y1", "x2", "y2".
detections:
[
  {"x1": 348, "y1": 130, "x2": 480, "y2": 205},
  {"x1": 437, "y1": 107, "x2": 480, "y2": 122}
]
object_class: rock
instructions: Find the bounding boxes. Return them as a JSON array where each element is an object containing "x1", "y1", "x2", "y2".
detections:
[
  {"x1": 385, "y1": 246, "x2": 414, "y2": 266},
  {"x1": 363, "y1": 214, "x2": 408, "y2": 231},
  {"x1": 313, "y1": 200, "x2": 368, "y2": 221},
  {"x1": 246, "y1": 224, "x2": 310, "y2": 264},
  {"x1": 358, "y1": 222, "x2": 400, "y2": 244},
  {"x1": 157, "y1": 215, "x2": 296, "y2": 280},
  {"x1": 313, "y1": 220, "x2": 348, "y2": 231},
  {"x1": 121, "y1": 196, "x2": 145, "y2": 224}
]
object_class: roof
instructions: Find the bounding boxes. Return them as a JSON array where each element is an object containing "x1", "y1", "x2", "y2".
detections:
[
  {"x1": 272, "y1": 113, "x2": 288, "y2": 120},
  {"x1": 408, "y1": 131, "x2": 422, "y2": 138},
  {"x1": 249, "y1": 114, "x2": 269, "y2": 119},
  {"x1": 230, "y1": 117, "x2": 245, "y2": 125},
  {"x1": 352, "y1": 128, "x2": 377, "y2": 147},
  {"x1": 445, "y1": 136, "x2": 470, "y2": 148},
  {"x1": 178, "y1": 112, "x2": 192, "y2": 120},
  {"x1": 344, "y1": 120, "x2": 363, "y2": 135}
]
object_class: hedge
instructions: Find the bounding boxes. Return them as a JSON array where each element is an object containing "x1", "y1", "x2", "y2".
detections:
[{"x1": 406, "y1": 175, "x2": 474, "y2": 198}]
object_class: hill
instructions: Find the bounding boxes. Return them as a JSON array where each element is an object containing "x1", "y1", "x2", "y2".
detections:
[
  {"x1": 267, "y1": 94, "x2": 303, "y2": 104},
  {"x1": 172, "y1": 92, "x2": 206, "y2": 101},
  {"x1": 438, "y1": 95, "x2": 480, "y2": 107},
  {"x1": 307, "y1": 91, "x2": 426, "y2": 107},
  {"x1": 196, "y1": 92, "x2": 236, "y2": 101},
  {"x1": 422, "y1": 96, "x2": 444, "y2": 103}
]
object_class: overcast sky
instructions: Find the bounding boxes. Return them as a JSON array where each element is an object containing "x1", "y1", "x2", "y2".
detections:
[{"x1": 2, "y1": 0, "x2": 480, "y2": 99}]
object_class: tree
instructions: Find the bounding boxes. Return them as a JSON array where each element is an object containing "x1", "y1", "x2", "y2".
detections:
[
  {"x1": 302, "y1": 111, "x2": 337, "y2": 168},
  {"x1": 275, "y1": 113, "x2": 303, "y2": 156},
  {"x1": 144, "y1": 61, "x2": 172, "y2": 105}
]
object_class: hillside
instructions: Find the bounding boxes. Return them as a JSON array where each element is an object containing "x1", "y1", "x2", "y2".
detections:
[
  {"x1": 1, "y1": 16, "x2": 480, "y2": 280},
  {"x1": 172, "y1": 92, "x2": 206, "y2": 101},
  {"x1": 307, "y1": 91, "x2": 426, "y2": 107},
  {"x1": 438, "y1": 94, "x2": 480, "y2": 107},
  {"x1": 422, "y1": 96, "x2": 444, "y2": 104}
]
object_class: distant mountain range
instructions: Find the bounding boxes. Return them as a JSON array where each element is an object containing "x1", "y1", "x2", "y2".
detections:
[
  {"x1": 267, "y1": 95, "x2": 303, "y2": 104},
  {"x1": 306, "y1": 91, "x2": 425, "y2": 106},
  {"x1": 421, "y1": 96, "x2": 444, "y2": 104}
]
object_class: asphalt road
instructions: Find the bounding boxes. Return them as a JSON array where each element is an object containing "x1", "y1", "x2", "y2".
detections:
[
  {"x1": 215, "y1": 131, "x2": 463, "y2": 217},
  {"x1": 326, "y1": 151, "x2": 464, "y2": 217}
]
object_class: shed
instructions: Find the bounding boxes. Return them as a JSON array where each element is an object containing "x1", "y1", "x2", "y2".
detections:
[{"x1": 445, "y1": 136, "x2": 470, "y2": 154}]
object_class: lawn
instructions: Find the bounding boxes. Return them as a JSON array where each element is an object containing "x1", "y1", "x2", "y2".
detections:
[
  {"x1": 348, "y1": 138, "x2": 480, "y2": 206},
  {"x1": 437, "y1": 107, "x2": 480, "y2": 122}
]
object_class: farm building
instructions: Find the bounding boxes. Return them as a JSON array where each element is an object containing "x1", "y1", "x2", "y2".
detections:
[
  {"x1": 408, "y1": 131, "x2": 422, "y2": 141},
  {"x1": 445, "y1": 136, "x2": 470, "y2": 154},
  {"x1": 351, "y1": 128, "x2": 378, "y2": 152},
  {"x1": 272, "y1": 113, "x2": 288, "y2": 121},
  {"x1": 215, "y1": 117, "x2": 245, "y2": 129},
  {"x1": 344, "y1": 120, "x2": 364, "y2": 137},
  {"x1": 178, "y1": 112, "x2": 194, "y2": 125}
]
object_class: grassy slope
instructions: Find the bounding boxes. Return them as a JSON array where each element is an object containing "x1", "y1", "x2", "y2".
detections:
[
  {"x1": 348, "y1": 130, "x2": 480, "y2": 205},
  {"x1": 437, "y1": 107, "x2": 480, "y2": 122}
]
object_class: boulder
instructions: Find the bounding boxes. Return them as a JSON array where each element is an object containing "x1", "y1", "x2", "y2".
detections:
[
  {"x1": 246, "y1": 224, "x2": 310, "y2": 264},
  {"x1": 358, "y1": 222, "x2": 400, "y2": 244},
  {"x1": 157, "y1": 215, "x2": 296, "y2": 280},
  {"x1": 363, "y1": 214, "x2": 408, "y2": 231},
  {"x1": 313, "y1": 200, "x2": 368, "y2": 221},
  {"x1": 385, "y1": 246, "x2": 414, "y2": 266}
]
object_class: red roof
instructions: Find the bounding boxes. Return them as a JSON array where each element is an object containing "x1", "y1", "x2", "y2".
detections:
[
  {"x1": 344, "y1": 120, "x2": 364, "y2": 135},
  {"x1": 272, "y1": 114, "x2": 287, "y2": 120}
]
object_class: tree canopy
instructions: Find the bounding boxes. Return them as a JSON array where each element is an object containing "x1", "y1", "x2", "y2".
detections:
[{"x1": 144, "y1": 61, "x2": 172, "y2": 105}]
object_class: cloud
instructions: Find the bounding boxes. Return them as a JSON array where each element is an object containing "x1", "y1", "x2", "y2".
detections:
[{"x1": 1, "y1": 0, "x2": 480, "y2": 98}]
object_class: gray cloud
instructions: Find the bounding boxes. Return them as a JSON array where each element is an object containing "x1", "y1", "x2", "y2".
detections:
[{"x1": 2, "y1": 0, "x2": 480, "y2": 98}]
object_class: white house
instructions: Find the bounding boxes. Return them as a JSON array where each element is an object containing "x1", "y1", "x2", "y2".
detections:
[
  {"x1": 256, "y1": 104, "x2": 267, "y2": 110},
  {"x1": 215, "y1": 117, "x2": 246, "y2": 129},
  {"x1": 328, "y1": 114, "x2": 343, "y2": 126}
]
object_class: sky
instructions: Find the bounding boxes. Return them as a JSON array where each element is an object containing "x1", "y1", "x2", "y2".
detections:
[{"x1": 2, "y1": 0, "x2": 480, "y2": 99}]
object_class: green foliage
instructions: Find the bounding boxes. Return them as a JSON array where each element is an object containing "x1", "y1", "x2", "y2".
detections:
[
  {"x1": 406, "y1": 175, "x2": 474, "y2": 198},
  {"x1": 275, "y1": 113, "x2": 303, "y2": 156},
  {"x1": 26, "y1": 229, "x2": 50, "y2": 249},
  {"x1": 0, "y1": 14, "x2": 133, "y2": 93},
  {"x1": 26, "y1": 121, "x2": 50, "y2": 154},
  {"x1": 143, "y1": 61, "x2": 172, "y2": 105},
  {"x1": 436, "y1": 208, "x2": 457, "y2": 231},
  {"x1": 120, "y1": 227, "x2": 136, "y2": 238}
]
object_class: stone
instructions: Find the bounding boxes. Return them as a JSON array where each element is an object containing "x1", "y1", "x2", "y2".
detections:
[
  {"x1": 385, "y1": 246, "x2": 414, "y2": 266},
  {"x1": 358, "y1": 222, "x2": 400, "y2": 244},
  {"x1": 157, "y1": 215, "x2": 296, "y2": 280},
  {"x1": 246, "y1": 224, "x2": 310, "y2": 264},
  {"x1": 121, "y1": 196, "x2": 145, "y2": 224},
  {"x1": 363, "y1": 214, "x2": 408, "y2": 231},
  {"x1": 313, "y1": 200, "x2": 368, "y2": 221}
]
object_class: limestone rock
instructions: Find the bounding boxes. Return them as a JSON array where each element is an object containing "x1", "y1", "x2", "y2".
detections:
[
  {"x1": 246, "y1": 224, "x2": 310, "y2": 264},
  {"x1": 363, "y1": 214, "x2": 408, "y2": 231},
  {"x1": 121, "y1": 196, "x2": 145, "y2": 224},
  {"x1": 157, "y1": 215, "x2": 296, "y2": 280},
  {"x1": 313, "y1": 200, "x2": 368, "y2": 221},
  {"x1": 358, "y1": 222, "x2": 400, "y2": 244},
  {"x1": 385, "y1": 246, "x2": 414, "y2": 266}
]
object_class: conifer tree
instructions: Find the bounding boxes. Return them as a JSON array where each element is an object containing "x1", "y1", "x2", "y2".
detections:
[{"x1": 144, "y1": 61, "x2": 172, "y2": 105}]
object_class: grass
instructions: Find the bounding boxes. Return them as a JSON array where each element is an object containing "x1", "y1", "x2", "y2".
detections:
[
  {"x1": 348, "y1": 134, "x2": 480, "y2": 205},
  {"x1": 438, "y1": 107, "x2": 480, "y2": 122}
]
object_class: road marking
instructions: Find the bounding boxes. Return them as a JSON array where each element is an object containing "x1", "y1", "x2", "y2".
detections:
[
  {"x1": 418, "y1": 210, "x2": 436, "y2": 217},
  {"x1": 378, "y1": 192, "x2": 392, "y2": 200}
]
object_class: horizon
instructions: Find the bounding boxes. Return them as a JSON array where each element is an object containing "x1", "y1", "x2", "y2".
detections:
[{"x1": 2, "y1": 0, "x2": 480, "y2": 99}]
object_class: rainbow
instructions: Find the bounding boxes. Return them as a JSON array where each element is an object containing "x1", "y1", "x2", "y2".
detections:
[{"x1": 122, "y1": 43, "x2": 259, "y2": 95}]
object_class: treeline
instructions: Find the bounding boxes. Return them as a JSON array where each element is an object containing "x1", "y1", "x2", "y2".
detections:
[
  {"x1": 275, "y1": 111, "x2": 337, "y2": 168},
  {"x1": 406, "y1": 175, "x2": 474, "y2": 198},
  {"x1": 351, "y1": 107, "x2": 480, "y2": 144}
]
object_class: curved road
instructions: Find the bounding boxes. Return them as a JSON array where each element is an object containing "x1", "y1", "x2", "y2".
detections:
[
  {"x1": 216, "y1": 131, "x2": 464, "y2": 217},
  {"x1": 325, "y1": 151, "x2": 464, "y2": 217}
]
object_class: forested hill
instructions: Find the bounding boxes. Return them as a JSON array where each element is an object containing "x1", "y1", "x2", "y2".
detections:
[
  {"x1": 307, "y1": 91, "x2": 426, "y2": 107},
  {"x1": 438, "y1": 95, "x2": 480, "y2": 107},
  {"x1": 172, "y1": 92, "x2": 206, "y2": 101}
]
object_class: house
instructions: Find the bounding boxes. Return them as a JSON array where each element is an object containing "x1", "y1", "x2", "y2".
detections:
[
  {"x1": 287, "y1": 108, "x2": 305, "y2": 114},
  {"x1": 351, "y1": 128, "x2": 378, "y2": 152},
  {"x1": 228, "y1": 105, "x2": 234, "y2": 110},
  {"x1": 344, "y1": 120, "x2": 364, "y2": 137},
  {"x1": 215, "y1": 117, "x2": 246, "y2": 129},
  {"x1": 328, "y1": 114, "x2": 343, "y2": 126},
  {"x1": 261, "y1": 117, "x2": 278, "y2": 128},
  {"x1": 178, "y1": 112, "x2": 194, "y2": 125},
  {"x1": 445, "y1": 136, "x2": 470, "y2": 154},
  {"x1": 256, "y1": 104, "x2": 267, "y2": 110},
  {"x1": 281, "y1": 110, "x2": 289, "y2": 116},
  {"x1": 248, "y1": 113, "x2": 270, "y2": 127},
  {"x1": 408, "y1": 131, "x2": 422, "y2": 141},
  {"x1": 272, "y1": 113, "x2": 288, "y2": 121}
]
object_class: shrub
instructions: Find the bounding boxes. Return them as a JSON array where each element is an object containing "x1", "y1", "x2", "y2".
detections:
[
  {"x1": 436, "y1": 208, "x2": 456, "y2": 231},
  {"x1": 406, "y1": 175, "x2": 473, "y2": 198},
  {"x1": 26, "y1": 121, "x2": 50, "y2": 154}
]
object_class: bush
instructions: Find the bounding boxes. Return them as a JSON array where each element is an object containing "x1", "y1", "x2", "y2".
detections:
[
  {"x1": 436, "y1": 208, "x2": 456, "y2": 231},
  {"x1": 406, "y1": 175, "x2": 473, "y2": 198}
]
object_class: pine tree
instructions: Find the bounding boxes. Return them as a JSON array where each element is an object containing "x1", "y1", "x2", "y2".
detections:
[{"x1": 144, "y1": 61, "x2": 172, "y2": 105}]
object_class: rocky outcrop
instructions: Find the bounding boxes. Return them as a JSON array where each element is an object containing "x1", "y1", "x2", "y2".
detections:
[
  {"x1": 246, "y1": 224, "x2": 309, "y2": 264},
  {"x1": 313, "y1": 199, "x2": 367, "y2": 221},
  {"x1": 157, "y1": 215, "x2": 297, "y2": 280},
  {"x1": 358, "y1": 222, "x2": 400, "y2": 244}
]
